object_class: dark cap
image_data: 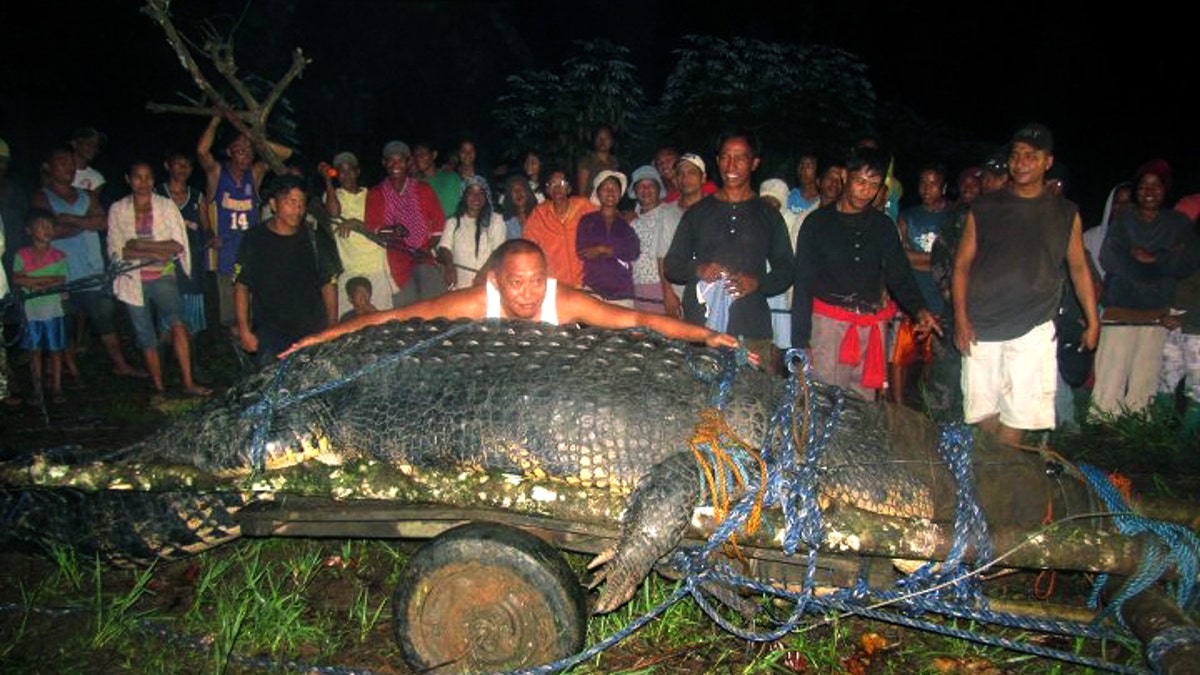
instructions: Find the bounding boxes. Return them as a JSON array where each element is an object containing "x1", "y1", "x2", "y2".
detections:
[
  {"x1": 982, "y1": 154, "x2": 1008, "y2": 176},
  {"x1": 1134, "y1": 158, "x2": 1173, "y2": 194},
  {"x1": 957, "y1": 166, "x2": 983, "y2": 184},
  {"x1": 71, "y1": 126, "x2": 107, "y2": 145},
  {"x1": 1045, "y1": 162, "x2": 1070, "y2": 191},
  {"x1": 1010, "y1": 123, "x2": 1053, "y2": 153},
  {"x1": 381, "y1": 140, "x2": 411, "y2": 159}
]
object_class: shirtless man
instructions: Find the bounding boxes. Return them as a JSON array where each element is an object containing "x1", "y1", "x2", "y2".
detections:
[{"x1": 282, "y1": 238, "x2": 745, "y2": 358}]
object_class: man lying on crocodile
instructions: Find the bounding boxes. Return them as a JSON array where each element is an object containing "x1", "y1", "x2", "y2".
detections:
[{"x1": 282, "y1": 237, "x2": 749, "y2": 358}]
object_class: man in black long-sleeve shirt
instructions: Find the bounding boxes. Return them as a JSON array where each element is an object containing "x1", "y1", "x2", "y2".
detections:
[
  {"x1": 664, "y1": 131, "x2": 794, "y2": 372},
  {"x1": 791, "y1": 146, "x2": 940, "y2": 400}
]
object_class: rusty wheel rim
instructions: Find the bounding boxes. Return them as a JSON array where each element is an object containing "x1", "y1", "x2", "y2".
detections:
[{"x1": 407, "y1": 560, "x2": 563, "y2": 670}]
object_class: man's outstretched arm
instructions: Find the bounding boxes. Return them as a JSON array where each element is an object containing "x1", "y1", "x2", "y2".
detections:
[{"x1": 558, "y1": 285, "x2": 740, "y2": 350}]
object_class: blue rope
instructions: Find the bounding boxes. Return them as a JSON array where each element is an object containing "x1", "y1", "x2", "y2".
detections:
[
  {"x1": 1077, "y1": 463, "x2": 1200, "y2": 626},
  {"x1": 1145, "y1": 625, "x2": 1200, "y2": 674},
  {"x1": 892, "y1": 424, "x2": 991, "y2": 610}
]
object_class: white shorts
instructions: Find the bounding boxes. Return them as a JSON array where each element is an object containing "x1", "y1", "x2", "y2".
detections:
[{"x1": 961, "y1": 320, "x2": 1057, "y2": 430}]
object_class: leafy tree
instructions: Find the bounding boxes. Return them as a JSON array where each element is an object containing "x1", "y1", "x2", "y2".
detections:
[
  {"x1": 493, "y1": 39, "x2": 645, "y2": 178},
  {"x1": 652, "y1": 36, "x2": 877, "y2": 176}
]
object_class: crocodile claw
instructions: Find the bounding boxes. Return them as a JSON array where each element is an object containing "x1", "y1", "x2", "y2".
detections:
[{"x1": 587, "y1": 452, "x2": 701, "y2": 614}]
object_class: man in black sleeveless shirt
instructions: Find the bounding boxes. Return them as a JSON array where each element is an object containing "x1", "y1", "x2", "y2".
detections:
[{"x1": 951, "y1": 123, "x2": 1099, "y2": 447}]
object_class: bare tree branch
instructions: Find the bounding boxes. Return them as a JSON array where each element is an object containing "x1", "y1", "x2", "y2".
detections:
[
  {"x1": 141, "y1": 0, "x2": 236, "y2": 112},
  {"x1": 259, "y1": 49, "x2": 308, "y2": 122},
  {"x1": 209, "y1": 40, "x2": 260, "y2": 111},
  {"x1": 145, "y1": 103, "x2": 255, "y2": 119},
  {"x1": 141, "y1": 0, "x2": 310, "y2": 174}
]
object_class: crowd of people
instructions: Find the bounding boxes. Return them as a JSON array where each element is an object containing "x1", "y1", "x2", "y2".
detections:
[{"x1": 1, "y1": 118, "x2": 1197, "y2": 447}]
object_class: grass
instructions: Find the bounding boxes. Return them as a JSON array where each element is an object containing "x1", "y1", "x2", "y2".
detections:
[
  {"x1": 48, "y1": 542, "x2": 87, "y2": 593},
  {"x1": 348, "y1": 583, "x2": 389, "y2": 644},
  {"x1": 91, "y1": 557, "x2": 157, "y2": 649},
  {"x1": 192, "y1": 540, "x2": 336, "y2": 667},
  {"x1": 0, "y1": 523, "x2": 1170, "y2": 673},
  {"x1": 1063, "y1": 397, "x2": 1195, "y2": 467}
]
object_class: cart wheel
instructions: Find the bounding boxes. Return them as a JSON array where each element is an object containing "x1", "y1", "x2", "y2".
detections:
[{"x1": 393, "y1": 521, "x2": 588, "y2": 673}]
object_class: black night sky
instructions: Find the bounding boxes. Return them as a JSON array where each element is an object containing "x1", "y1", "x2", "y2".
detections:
[{"x1": 3, "y1": 0, "x2": 1196, "y2": 226}]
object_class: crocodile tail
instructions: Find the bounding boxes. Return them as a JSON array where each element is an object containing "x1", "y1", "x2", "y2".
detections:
[{"x1": 1, "y1": 488, "x2": 244, "y2": 564}]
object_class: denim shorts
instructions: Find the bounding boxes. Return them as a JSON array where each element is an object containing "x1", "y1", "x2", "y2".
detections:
[
  {"x1": 22, "y1": 316, "x2": 66, "y2": 352},
  {"x1": 125, "y1": 276, "x2": 184, "y2": 349},
  {"x1": 157, "y1": 292, "x2": 207, "y2": 335}
]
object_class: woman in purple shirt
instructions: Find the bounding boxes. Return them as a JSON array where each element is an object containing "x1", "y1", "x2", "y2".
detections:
[{"x1": 576, "y1": 170, "x2": 639, "y2": 306}]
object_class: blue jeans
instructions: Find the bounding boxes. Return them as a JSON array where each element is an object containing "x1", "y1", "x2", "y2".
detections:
[{"x1": 125, "y1": 275, "x2": 184, "y2": 349}]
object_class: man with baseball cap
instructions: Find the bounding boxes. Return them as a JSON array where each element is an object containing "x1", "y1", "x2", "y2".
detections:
[
  {"x1": 980, "y1": 150, "x2": 1010, "y2": 194},
  {"x1": 364, "y1": 140, "x2": 446, "y2": 308},
  {"x1": 321, "y1": 151, "x2": 394, "y2": 313},
  {"x1": 951, "y1": 123, "x2": 1099, "y2": 446},
  {"x1": 672, "y1": 153, "x2": 719, "y2": 211}
]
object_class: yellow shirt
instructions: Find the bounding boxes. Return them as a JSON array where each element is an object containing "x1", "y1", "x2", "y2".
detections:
[{"x1": 328, "y1": 188, "x2": 386, "y2": 277}]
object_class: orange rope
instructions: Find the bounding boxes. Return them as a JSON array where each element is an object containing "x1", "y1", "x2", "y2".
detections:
[
  {"x1": 1107, "y1": 471, "x2": 1136, "y2": 506},
  {"x1": 1033, "y1": 497, "x2": 1057, "y2": 600},
  {"x1": 688, "y1": 408, "x2": 769, "y2": 560}
]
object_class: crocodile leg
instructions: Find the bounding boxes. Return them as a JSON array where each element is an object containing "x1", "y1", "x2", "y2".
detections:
[{"x1": 589, "y1": 450, "x2": 701, "y2": 614}]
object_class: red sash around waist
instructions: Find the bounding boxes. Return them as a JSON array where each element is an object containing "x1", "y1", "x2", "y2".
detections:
[{"x1": 812, "y1": 298, "x2": 897, "y2": 390}]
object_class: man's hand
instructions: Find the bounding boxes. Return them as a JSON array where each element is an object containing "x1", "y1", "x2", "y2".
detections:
[
  {"x1": 278, "y1": 334, "x2": 320, "y2": 359},
  {"x1": 913, "y1": 309, "x2": 944, "y2": 338},
  {"x1": 696, "y1": 262, "x2": 728, "y2": 283},
  {"x1": 705, "y1": 332, "x2": 739, "y2": 350},
  {"x1": 238, "y1": 327, "x2": 259, "y2": 354},
  {"x1": 954, "y1": 316, "x2": 976, "y2": 355},
  {"x1": 334, "y1": 218, "x2": 366, "y2": 239},
  {"x1": 278, "y1": 322, "x2": 356, "y2": 359},
  {"x1": 1082, "y1": 320, "x2": 1100, "y2": 351},
  {"x1": 579, "y1": 244, "x2": 612, "y2": 260},
  {"x1": 662, "y1": 288, "x2": 682, "y2": 319},
  {"x1": 1132, "y1": 247, "x2": 1158, "y2": 264},
  {"x1": 727, "y1": 273, "x2": 757, "y2": 299},
  {"x1": 704, "y1": 332, "x2": 761, "y2": 368}
]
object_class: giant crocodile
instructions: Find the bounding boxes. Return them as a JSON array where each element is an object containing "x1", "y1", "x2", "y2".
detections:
[{"x1": 2, "y1": 317, "x2": 1108, "y2": 614}]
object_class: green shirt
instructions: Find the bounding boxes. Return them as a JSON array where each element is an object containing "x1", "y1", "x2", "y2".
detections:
[{"x1": 424, "y1": 170, "x2": 463, "y2": 218}]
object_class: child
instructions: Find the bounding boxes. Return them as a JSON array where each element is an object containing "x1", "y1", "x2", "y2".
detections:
[
  {"x1": 13, "y1": 209, "x2": 69, "y2": 404},
  {"x1": 339, "y1": 276, "x2": 377, "y2": 323}
]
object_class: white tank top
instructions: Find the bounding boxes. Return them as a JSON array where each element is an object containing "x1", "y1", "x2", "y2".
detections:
[{"x1": 485, "y1": 277, "x2": 558, "y2": 325}]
